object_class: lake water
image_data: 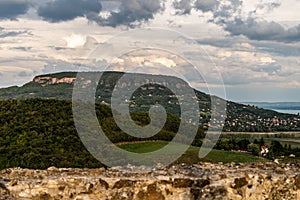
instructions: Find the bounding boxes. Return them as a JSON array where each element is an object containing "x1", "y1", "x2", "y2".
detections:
[
  {"x1": 243, "y1": 102, "x2": 300, "y2": 115},
  {"x1": 273, "y1": 109, "x2": 300, "y2": 115}
]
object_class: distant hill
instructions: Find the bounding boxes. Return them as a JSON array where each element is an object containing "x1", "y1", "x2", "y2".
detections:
[{"x1": 0, "y1": 71, "x2": 300, "y2": 132}]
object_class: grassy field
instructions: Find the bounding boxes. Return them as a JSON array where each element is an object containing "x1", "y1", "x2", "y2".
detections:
[{"x1": 118, "y1": 141, "x2": 262, "y2": 164}]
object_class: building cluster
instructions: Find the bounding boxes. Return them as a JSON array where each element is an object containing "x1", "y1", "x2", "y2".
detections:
[{"x1": 224, "y1": 113, "x2": 300, "y2": 131}]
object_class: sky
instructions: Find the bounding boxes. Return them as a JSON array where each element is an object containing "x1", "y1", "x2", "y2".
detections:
[{"x1": 0, "y1": 0, "x2": 300, "y2": 102}]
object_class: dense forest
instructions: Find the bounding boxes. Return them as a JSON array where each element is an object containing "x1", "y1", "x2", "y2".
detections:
[{"x1": 0, "y1": 99, "x2": 204, "y2": 169}]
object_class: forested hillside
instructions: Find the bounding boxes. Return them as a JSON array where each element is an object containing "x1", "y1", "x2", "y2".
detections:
[
  {"x1": 0, "y1": 71, "x2": 299, "y2": 132},
  {"x1": 0, "y1": 99, "x2": 204, "y2": 169}
]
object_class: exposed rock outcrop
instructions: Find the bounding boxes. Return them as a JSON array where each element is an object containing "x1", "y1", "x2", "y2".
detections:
[
  {"x1": 33, "y1": 76, "x2": 76, "y2": 86},
  {"x1": 0, "y1": 162, "x2": 299, "y2": 200}
]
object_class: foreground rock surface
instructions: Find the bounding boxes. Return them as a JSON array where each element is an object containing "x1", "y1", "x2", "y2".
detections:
[{"x1": 1, "y1": 162, "x2": 300, "y2": 200}]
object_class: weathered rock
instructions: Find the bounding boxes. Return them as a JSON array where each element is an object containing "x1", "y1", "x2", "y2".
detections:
[
  {"x1": 136, "y1": 183, "x2": 165, "y2": 200},
  {"x1": 0, "y1": 181, "x2": 15, "y2": 200},
  {"x1": 232, "y1": 177, "x2": 248, "y2": 189},
  {"x1": 0, "y1": 162, "x2": 300, "y2": 199},
  {"x1": 295, "y1": 175, "x2": 300, "y2": 189}
]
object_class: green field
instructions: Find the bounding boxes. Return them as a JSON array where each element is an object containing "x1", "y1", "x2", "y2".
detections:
[{"x1": 118, "y1": 142, "x2": 262, "y2": 164}]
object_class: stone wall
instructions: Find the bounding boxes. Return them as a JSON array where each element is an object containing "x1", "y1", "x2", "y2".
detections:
[{"x1": 1, "y1": 162, "x2": 300, "y2": 200}]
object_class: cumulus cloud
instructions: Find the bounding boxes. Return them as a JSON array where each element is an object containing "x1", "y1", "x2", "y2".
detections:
[
  {"x1": 93, "y1": 0, "x2": 165, "y2": 27},
  {"x1": 172, "y1": 0, "x2": 220, "y2": 15},
  {"x1": 37, "y1": 0, "x2": 102, "y2": 22},
  {"x1": 0, "y1": 0, "x2": 30, "y2": 20},
  {"x1": 224, "y1": 18, "x2": 300, "y2": 42},
  {"x1": 173, "y1": 0, "x2": 300, "y2": 42},
  {"x1": 36, "y1": 0, "x2": 165, "y2": 27},
  {"x1": 211, "y1": 1, "x2": 300, "y2": 42},
  {"x1": 194, "y1": 0, "x2": 219, "y2": 12},
  {"x1": 173, "y1": 0, "x2": 193, "y2": 15},
  {"x1": 254, "y1": 2, "x2": 281, "y2": 13}
]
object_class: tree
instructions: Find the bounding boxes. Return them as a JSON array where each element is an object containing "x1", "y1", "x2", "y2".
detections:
[
  {"x1": 259, "y1": 137, "x2": 265, "y2": 146},
  {"x1": 237, "y1": 139, "x2": 250, "y2": 150},
  {"x1": 270, "y1": 140, "x2": 284, "y2": 156},
  {"x1": 247, "y1": 143, "x2": 260, "y2": 156}
]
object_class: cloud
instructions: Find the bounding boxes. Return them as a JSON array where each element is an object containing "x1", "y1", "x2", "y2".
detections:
[
  {"x1": 198, "y1": 37, "x2": 300, "y2": 57},
  {"x1": 198, "y1": 37, "x2": 238, "y2": 48},
  {"x1": 13, "y1": 47, "x2": 33, "y2": 51},
  {"x1": 0, "y1": 0, "x2": 30, "y2": 20},
  {"x1": 194, "y1": 0, "x2": 219, "y2": 12},
  {"x1": 173, "y1": 0, "x2": 300, "y2": 42},
  {"x1": 224, "y1": 18, "x2": 300, "y2": 42},
  {"x1": 173, "y1": 0, "x2": 193, "y2": 15},
  {"x1": 93, "y1": 0, "x2": 165, "y2": 27},
  {"x1": 251, "y1": 41, "x2": 300, "y2": 57},
  {"x1": 254, "y1": 2, "x2": 281, "y2": 13},
  {"x1": 211, "y1": 1, "x2": 300, "y2": 42},
  {"x1": 0, "y1": 30, "x2": 28, "y2": 38},
  {"x1": 18, "y1": 71, "x2": 32, "y2": 77},
  {"x1": 37, "y1": 0, "x2": 102, "y2": 22},
  {"x1": 250, "y1": 63, "x2": 282, "y2": 75},
  {"x1": 36, "y1": 0, "x2": 165, "y2": 27},
  {"x1": 172, "y1": 0, "x2": 219, "y2": 15}
]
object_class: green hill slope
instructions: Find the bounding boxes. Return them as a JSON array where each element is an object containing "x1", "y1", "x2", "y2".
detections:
[{"x1": 0, "y1": 99, "x2": 205, "y2": 169}]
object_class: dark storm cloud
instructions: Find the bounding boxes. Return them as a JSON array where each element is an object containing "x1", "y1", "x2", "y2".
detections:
[
  {"x1": 173, "y1": 0, "x2": 192, "y2": 15},
  {"x1": 37, "y1": 0, "x2": 102, "y2": 22},
  {"x1": 94, "y1": 0, "x2": 165, "y2": 27},
  {"x1": 0, "y1": 0, "x2": 30, "y2": 20}
]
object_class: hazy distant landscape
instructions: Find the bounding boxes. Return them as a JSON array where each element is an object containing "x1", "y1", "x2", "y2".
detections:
[{"x1": 244, "y1": 102, "x2": 300, "y2": 115}]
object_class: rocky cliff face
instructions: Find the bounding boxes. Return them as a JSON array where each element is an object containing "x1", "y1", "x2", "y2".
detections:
[
  {"x1": 33, "y1": 76, "x2": 76, "y2": 86},
  {"x1": 1, "y1": 162, "x2": 300, "y2": 200}
]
